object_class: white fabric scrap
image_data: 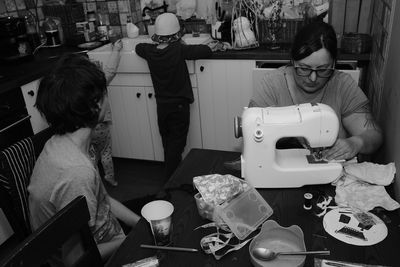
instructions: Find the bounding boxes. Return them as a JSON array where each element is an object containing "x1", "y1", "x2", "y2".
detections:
[{"x1": 333, "y1": 162, "x2": 400, "y2": 211}]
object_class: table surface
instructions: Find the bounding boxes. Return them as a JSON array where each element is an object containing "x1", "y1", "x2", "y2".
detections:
[{"x1": 106, "y1": 149, "x2": 400, "y2": 267}]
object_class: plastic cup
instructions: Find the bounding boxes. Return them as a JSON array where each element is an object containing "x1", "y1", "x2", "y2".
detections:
[{"x1": 141, "y1": 200, "x2": 174, "y2": 246}]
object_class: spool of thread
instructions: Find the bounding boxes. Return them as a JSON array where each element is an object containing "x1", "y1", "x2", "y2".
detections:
[{"x1": 303, "y1": 193, "x2": 313, "y2": 210}]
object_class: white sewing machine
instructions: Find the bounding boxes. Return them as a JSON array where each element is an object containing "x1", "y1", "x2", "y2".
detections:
[{"x1": 235, "y1": 103, "x2": 343, "y2": 188}]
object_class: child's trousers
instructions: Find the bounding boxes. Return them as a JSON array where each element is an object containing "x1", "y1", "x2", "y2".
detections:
[
  {"x1": 157, "y1": 102, "x2": 190, "y2": 180},
  {"x1": 91, "y1": 121, "x2": 117, "y2": 186}
]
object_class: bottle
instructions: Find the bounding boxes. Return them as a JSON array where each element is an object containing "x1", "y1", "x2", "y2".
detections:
[
  {"x1": 24, "y1": 14, "x2": 40, "y2": 49},
  {"x1": 97, "y1": 13, "x2": 109, "y2": 41},
  {"x1": 126, "y1": 16, "x2": 139, "y2": 38},
  {"x1": 87, "y1": 11, "x2": 96, "y2": 34}
]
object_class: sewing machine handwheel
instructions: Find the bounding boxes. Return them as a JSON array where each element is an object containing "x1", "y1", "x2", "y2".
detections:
[{"x1": 234, "y1": 116, "x2": 242, "y2": 138}]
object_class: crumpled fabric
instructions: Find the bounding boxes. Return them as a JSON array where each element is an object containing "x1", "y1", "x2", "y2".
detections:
[
  {"x1": 207, "y1": 40, "x2": 232, "y2": 52},
  {"x1": 193, "y1": 174, "x2": 248, "y2": 206},
  {"x1": 332, "y1": 162, "x2": 400, "y2": 211}
]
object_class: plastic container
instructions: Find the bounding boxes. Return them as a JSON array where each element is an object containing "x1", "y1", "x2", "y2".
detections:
[{"x1": 216, "y1": 187, "x2": 273, "y2": 240}]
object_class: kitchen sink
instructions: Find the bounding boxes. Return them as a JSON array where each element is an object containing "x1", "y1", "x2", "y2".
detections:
[
  {"x1": 182, "y1": 33, "x2": 212, "y2": 45},
  {"x1": 88, "y1": 34, "x2": 200, "y2": 74}
]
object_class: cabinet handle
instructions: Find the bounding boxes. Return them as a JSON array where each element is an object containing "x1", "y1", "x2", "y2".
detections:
[
  {"x1": 28, "y1": 90, "x2": 34, "y2": 96},
  {"x1": 148, "y1": 93, "x2": 153, "y2": 98},
  {"x1": 136, "y1": 93, "x2": 141, "y2": 98},
  {"x1": 200, "y1": 66, "x2": 204, "y2": 72}
]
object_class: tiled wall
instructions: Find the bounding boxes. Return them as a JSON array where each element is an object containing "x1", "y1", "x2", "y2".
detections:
[{"x1": 0, "y1": 0, "x2": 147, "y2": 38}]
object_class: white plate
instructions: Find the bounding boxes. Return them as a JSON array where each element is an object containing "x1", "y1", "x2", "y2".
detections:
[{"x1": 323, "y1": 208, "x2": 387, "y2": 246}]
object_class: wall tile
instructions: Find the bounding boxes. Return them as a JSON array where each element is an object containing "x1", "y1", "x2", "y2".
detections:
[
  {"x1": 97, "y1": 2, "x2": 108, "y2": 13},
  {"x1": 118, "y1": 0, "x2": 129, "y2": 12},
  {"x1": 5, "y1": 0, "x2": 17, "y2": 12},
  {"x1": 86, "y1": 2, "x2": 96, "y2": 12},
  {"x1": 0, "y1": 0, "x2": 7, "y2": 13},
  {"x1": 132, "y1": 11, "x2": 142, "y2": 22},
  {"x1": 108, "y1": 1, "x2": 118, "y2": 13},
  {"x1": 109, "y1": 13, "x2": 120, "y2": 25},
  {"x1": 119, "y1": 12, "x2": 128, "y2": 24},
  {"x1": 15, "y1": 0, "x2": 26, "y2": 10},
  {"x1": 25, "y1": 0, "x2": 35, "y2": 9}
]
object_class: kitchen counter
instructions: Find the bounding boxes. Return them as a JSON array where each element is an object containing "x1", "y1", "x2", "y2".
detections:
[
  {"x1": 0, "y1": 43, "x2": 369, "y2": 93},
  {"x1": 0, "y1": 45, "x2": 88, "y2": 93},
  {"x1": 211, "y1": 44, "x2": 370, "y2": 62}
]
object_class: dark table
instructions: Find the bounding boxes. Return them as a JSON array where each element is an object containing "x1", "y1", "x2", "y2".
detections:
[{"x1": 106, "y1": 149, "x2": 400, "y2": 267}]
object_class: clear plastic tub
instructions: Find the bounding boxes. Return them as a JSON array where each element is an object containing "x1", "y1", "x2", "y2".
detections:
[{"x1": 216, "y1": 187, "x2": 273, "y2": 240}]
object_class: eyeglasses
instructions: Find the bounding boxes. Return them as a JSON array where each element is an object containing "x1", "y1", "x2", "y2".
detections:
[{"x1": 293, "y1": 65, "x2": 335, "y2": 78}]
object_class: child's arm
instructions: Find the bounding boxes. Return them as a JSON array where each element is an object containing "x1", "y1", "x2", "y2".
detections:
[
  {"x1": 182, "y1": 44, "x2": 212, "y2": 60},
  {"x1": 103, "y1": 40, "x2": 123, "y2": 85},
  {"x1": 108, "y1": 196, "x2": 141, "y2": 227},
  {"x1": 135, "y1": 43, "x2": 148, "y2": 59}
]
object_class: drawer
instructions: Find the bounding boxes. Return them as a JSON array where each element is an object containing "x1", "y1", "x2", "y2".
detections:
[{"x1": 110, "y1": 73, "x2": 197, "y2": 87}]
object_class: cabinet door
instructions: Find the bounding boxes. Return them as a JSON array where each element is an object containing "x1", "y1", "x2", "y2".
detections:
[
  {"x1": 146, "y1": 87, "x2": 203, "y2": 161},
  {"x1": 185, "y1": 87, "x2": 203, "y2": 158},
  {"x1": 144, "y1": 87, "x2": 163, "y2": 161},
  {"x1": 20, "y1": 79, "x2": 49, "y2": 134},
  {"x1": 196, "y1": 60, "x2": 255, "y2": 152},
  {"x1": 108, "y1": 86, "x2": 154, "y2": 160}
]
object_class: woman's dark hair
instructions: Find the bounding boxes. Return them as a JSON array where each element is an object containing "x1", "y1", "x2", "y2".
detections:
[
  {"x1": 291, "y1": 21, "x2": 337, "y2": 61},
  {"x1": 35, "y1": 54, "x2": 107, "y2": 134}
]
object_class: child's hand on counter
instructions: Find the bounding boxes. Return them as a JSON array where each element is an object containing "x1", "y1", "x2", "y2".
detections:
[{"x1": 112, "y1": 39, "x2": 123, "y2": 52}]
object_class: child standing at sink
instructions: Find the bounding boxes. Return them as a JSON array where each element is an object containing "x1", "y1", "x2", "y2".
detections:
[
  {"x1": 91, "y1": 40, "x2": 123, "y2": 186},
  {"x1": 136, "y1": 13, "x2": 213, "y2": 180}
]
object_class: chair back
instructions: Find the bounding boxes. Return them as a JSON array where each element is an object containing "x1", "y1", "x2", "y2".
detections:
[
  {"x1": 0, "y1": 127, "x2": 54, "y2": 238},
  {"x1": 0, "y1": 195, "x2": 104, "y2": 267}
]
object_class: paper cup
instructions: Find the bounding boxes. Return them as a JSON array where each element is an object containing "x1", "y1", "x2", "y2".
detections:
[{"x1": 141, "y1": 200, "x2": 174, "y2": 246}]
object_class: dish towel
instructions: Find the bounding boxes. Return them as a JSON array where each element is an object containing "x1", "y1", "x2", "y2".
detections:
[{"x1": 332, "y1": 162, "x2": 400, "y2": 211}]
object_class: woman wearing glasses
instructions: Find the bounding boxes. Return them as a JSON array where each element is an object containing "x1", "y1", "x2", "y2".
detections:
[{"x1": 249, "y1": 21, "x2": 382, "y2": 161}]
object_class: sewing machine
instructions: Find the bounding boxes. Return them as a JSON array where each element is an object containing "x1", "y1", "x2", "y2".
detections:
[{"x1": 235, "y1": 103, "x2": 343, "y2": 188}]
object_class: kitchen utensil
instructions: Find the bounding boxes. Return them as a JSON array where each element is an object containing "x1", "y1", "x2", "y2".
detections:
[
  {"x1": 252, "y1": 247, "x2": 330, "y2": 261},
  {"x1": 249, "y1": 220, "x2": 306, "y2": 267},
  {"x1": 140, "y1": 244, "x2": 198, "y2": 252}
]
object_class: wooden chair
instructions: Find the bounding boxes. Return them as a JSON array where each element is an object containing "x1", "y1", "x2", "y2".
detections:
[
  {"x1": 0, "y1": 195, "x2": 103, "y2": 267},
  {"x1": 0, "y1": 127, "x2": 54, "y2": 239}
]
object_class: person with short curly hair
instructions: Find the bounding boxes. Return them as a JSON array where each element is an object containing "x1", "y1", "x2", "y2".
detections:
[{"x1": 29, "y1": 54, "x2": 140, "y2": 264}]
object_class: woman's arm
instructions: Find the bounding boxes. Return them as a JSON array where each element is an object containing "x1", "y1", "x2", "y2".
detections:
[
  {"x1": 322, "y1": 106, "x2": 383, "y2": 160},
  {"x1": 108, "y1": 196, "x2": 141, "y2": 227}
]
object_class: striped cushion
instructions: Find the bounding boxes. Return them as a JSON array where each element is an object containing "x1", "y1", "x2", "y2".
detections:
[{"x1": 0, "y1": 137, "x2": 35, "y2": 236}]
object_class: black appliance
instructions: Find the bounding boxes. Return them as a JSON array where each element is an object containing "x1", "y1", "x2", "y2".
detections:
[
  {"x1": 0, "y1": 17, "x2": 33, "y2": 62},
  {"x1": 0, "y1": 88, "x2": 33, "y2": 150}
]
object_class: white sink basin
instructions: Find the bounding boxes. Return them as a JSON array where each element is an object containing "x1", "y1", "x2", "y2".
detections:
[{"x1": 182, "y1": 33, "x2": 212, "y2": 45}]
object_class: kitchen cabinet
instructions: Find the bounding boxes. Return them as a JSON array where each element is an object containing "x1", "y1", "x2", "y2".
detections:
[
  {"x1": 108, "y1": 73, "x2": 201, "y2": 161},
  {"x1": 196, "y1": 59, "x2": 256, "y2": 152},
  {"x1": 20, "y1": 79, "x2": 49, "y2": 134}
]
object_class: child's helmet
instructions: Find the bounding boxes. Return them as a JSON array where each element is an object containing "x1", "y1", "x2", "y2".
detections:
[{"x1": 152, "y1": 13, "x2": 182, "y2": 43}]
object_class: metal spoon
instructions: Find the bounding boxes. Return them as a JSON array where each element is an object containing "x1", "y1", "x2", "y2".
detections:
[{"x1": 252, "y1": 247, "x2": 330, "y2": 261}]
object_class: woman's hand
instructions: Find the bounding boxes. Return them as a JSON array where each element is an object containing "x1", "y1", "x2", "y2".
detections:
[{"x1": 322, "y1": 136, "x2": 363, "y2": 160}]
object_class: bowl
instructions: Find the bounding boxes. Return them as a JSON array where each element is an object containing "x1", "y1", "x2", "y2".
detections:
[{"x1": 249, "y1": 220, "x2": 306, "y2": 267}]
